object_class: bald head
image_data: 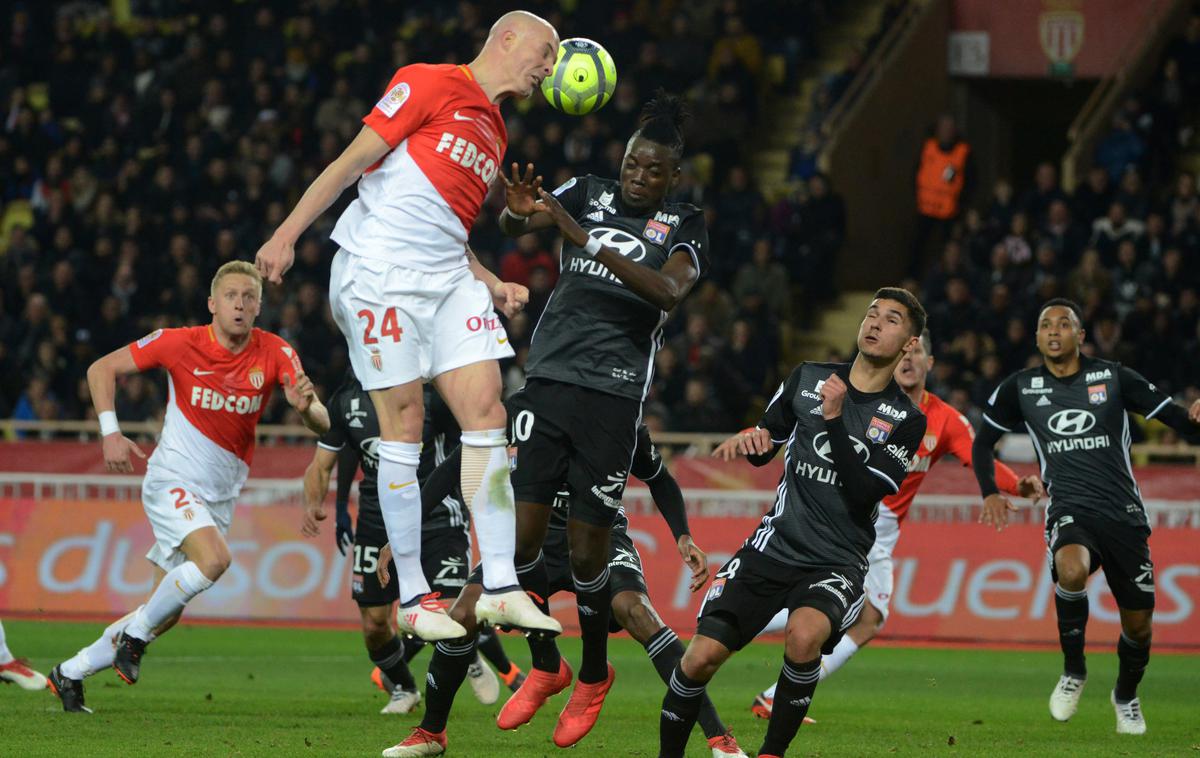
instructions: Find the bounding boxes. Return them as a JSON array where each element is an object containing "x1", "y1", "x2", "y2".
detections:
[
  {"x1": 473, "y1": 11, "x2": 559, "y2": 101},
  {"x1": 487, "y1": 10, "x2": 556, "y2": 43}
]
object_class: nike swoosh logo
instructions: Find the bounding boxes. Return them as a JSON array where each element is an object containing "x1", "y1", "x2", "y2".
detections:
[
  {"x1": 175, "y1": 580, "x2": 185, "y2": 593},
  {"x1": 389, "y1": 480, "x2": 416, "y2": 490},
  {"x1": 497, "y1": 336, "x2": 509, "y2": 345},
  {"x1": 193, "y1": 369, "x2": 215, "y2": 376},
  {"x1": 452, "y1": 110, "x2": 474, "y2": 122}
]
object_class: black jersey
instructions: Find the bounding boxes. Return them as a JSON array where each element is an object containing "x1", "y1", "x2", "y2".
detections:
[
  {"x1": 750, "y1": 362, "x2": 926, "y2": 570},
  {"x1": 982, "y1": 356, "x2": 1174, "y2": 528},
  {"x1": 525, "y1": 175, "x2": 709, "y2": 401},
  {"x1": 318, "y1": 381, "x2": 466, "y2": 535},
  {"x1": 547, "y1": 423, "x2": 664, "y2": 532}
]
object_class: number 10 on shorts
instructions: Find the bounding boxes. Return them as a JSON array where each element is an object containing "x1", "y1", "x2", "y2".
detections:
[{"x1": 357, "y1": 308, "x2": 403, "y2": 345}]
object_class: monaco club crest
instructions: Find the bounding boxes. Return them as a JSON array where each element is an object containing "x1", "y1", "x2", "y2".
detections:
[
  {"x1": 1039, "y1": 4, "x2": 1084, "y2": 76},
  {"x1": 248, "y1": 367, "x2": 264, "y2": 389}
]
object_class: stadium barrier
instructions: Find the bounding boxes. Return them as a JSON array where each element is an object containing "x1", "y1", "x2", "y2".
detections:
[{"x1": 1, "y1": 441, "x2": 1198, "y2": 649}]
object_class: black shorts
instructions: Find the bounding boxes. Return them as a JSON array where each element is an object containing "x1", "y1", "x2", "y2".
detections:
[
  {"x1": 696, "y1": 547, "x2": 865, "y2": 653},
  {"x1": 352, "y1": 523, "x2": 471, "y2": 608},
  {"x1": 1046, "y1": 513, "x2": 1155, "y2": 610},
  {"x1": 508, "y1": 379, "x2": 641, "y2": 528}
]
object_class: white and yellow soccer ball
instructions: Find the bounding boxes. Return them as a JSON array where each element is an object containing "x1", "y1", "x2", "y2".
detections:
[{"x1": 541, "y1": 37, "x2": 617, "y2": 116}]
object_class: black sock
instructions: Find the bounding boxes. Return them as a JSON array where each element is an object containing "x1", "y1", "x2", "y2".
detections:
[
  {"x1": 369, "y1": 634, "x2": 416, "y2": 692},
  {"x1": 574, "y1": 567, "x2": 612, "y2": 683},
  {"x1": 402, "y1": 635, "x2": 426, "y2": 664},
  {"x1": 1055, "y1": 584, "x2": 1089, "y2": 677},
  {"x1": 517, "y1": 552, "x2": 561, "y2": 673},
  {"x1": 419, "y1": 637, "x2": 475, "y2": 734},
  {"x1": 760, "y1": 657, "x2": 821, "y2": 756},
  {"x1": 1114, "y1": 633, "x2": 1150, "y2": 702},
  {"x1": 477, "y1": 626, "x2": 515, "y2": 677},
  {"x1": 644, "y1": 627, "x2": 726, "y2": 740},
  {"x1": 659, "y1": 664, "x2": 706, "y2": 758}
]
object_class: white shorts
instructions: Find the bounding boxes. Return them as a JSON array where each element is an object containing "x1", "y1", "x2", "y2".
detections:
[
  {"x1": 142, "y1": 473, "x2": 235, "y2": 572},
  {"x1": 862, "y1": 505, "x2": 901, "y2": 622},
  {"x1": 329, "y1": 249, "x2": 515, "y2": 391}
]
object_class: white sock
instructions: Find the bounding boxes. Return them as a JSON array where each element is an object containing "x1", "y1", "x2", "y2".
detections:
[
  {"x1": 0, "y1": 619, "x2": 12, "y2": 664},
  {"x1": 377, "y1": 441, "x2": 430, "y2": 605},
  {"x1": 819, "y1": 635, "x2": 860, "y2": 680},
  {"x1": 460, "y1": 429, "x2": 519, "y2": 590},
  {"x1": 60, "y1": 607, "x2": 156, "y2": 679},
  {"x1": 125, "y1": 562, "x2": 213, "y2": 641}
]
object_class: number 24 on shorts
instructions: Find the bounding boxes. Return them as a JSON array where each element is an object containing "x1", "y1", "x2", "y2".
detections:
[{"x1": 357, "y1": 308, "x2": 403, "y2": 345}]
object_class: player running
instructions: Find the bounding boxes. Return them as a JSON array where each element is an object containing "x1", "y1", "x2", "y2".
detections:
[
  {"x1": 254, "y1": 10, "x2": 562, "y2": 641},
  {"x1": 973, "y1": 297, "x2": 1200, "y2": 735},
  {"x1": 48, "y1": 261, "x2": 329, "y2": 713},
  {"x1": 494, "y1": 90, "x2": 709, "y2": 746},
  {"x1": 745, "y1": 330, "x2": 1044, "y2": 718},
  {"x1": 300, "y1": 376, "x2": 523, "y2": 714},
  {"x1": 0, "y1": 620, "x2": 47, "y2": 690},
  {"x1": 659, "y1": 289, "x2": 929, "y2": 758},
  {"x1": 380, "y1": 424, "x2": 747, "y2": 757}
]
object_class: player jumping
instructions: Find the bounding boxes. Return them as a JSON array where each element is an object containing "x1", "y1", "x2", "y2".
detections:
[
  {"x1": 48, "y1": 261, "x2": 329, "y2": 713},
  {"x1": 493, "y1": 89, "x2": 710, "y2": 746},
  {"x1": 659, "y1": 289, "x2": 929, "y2": 758},
  {"x1": 745, "y1": 330, "x2": 1044, "y2": 718},
  {"x1": 300, "y1": 376, "x2": 523, "y2": 714},
  {"x1": 973, "y1": 297, "x2": 1200, "y2": 735},
  {"x1": 255, "y1": 10, "x2": 562, "y2": 641},
  {"x1": 380, "y1": 423, "x2": 747, "y2": 757}
]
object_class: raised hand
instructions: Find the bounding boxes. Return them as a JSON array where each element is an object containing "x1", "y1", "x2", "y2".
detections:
[{"x1": 501, "y1": 162, "x2": 544, "y2": 217}]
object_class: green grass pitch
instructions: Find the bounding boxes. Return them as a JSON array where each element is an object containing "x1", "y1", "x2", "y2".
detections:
[{"x1": 2, "y1": 620, "x2": 1198, "y2": 756}]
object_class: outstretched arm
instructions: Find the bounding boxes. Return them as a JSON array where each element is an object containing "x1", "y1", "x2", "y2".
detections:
[
  {"x1": 255, "y1": 126, "x2": 391, "y2": 283},
  {"x1": 301, "y1": 447, "x2": 339, "y2": 540}
]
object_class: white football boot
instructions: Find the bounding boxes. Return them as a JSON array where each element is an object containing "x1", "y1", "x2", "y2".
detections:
[
  {"x1": 475, "y1": 589, "x2": 562, "y2": 636},
  {"x1": 395, "y1": 595, "x2": 468, "y2": 642},
  {"x1": 1049, "y1": 674, "x2": 1086, "y2": 721},
  {"x1": 0, "y1": 659, "x2": 48, "y2": 690},
  {"x1": 1111, "y1": 690, "x2": 1147, "y2": 735},
  {"x1": 466, "y1": 653, "x2": 500, "y2": 705},
  {"x1": 380, "y1": 686, "x2": 421, "y2": 715}
]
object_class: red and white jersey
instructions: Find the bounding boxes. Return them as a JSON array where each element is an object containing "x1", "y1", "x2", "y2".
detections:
[
  {"x1": 331, "y1": 63, "x2": 508, "y2": 272},
  {"x1": 883, "y1": 390, "x2": 1020, "y2": 522},
  {"x1": 129, "y1": 326, "x2": 302, "y2": 501}
]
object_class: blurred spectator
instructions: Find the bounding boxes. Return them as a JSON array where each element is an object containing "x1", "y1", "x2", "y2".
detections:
[{"x1": 911, "y1": 113, "x2": 974, "y2": 269}]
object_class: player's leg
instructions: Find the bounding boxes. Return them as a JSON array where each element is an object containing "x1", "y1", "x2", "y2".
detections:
[
  {"x1": 1105, "y1": 525, "x2": 1155, "y2": 735},
  {"x1": 434, "y1": 365, "x2": 558, "y2": 634},
  {"x1": 497, "y1": 524, "x2": 574, "y2": 731},
  {"x1": 759, "y1": 607, "x2": 834, "y2": 757},
  {"x1": 361, "y1": 604, "x2": 421, "y2": 714},
  {"x1": 612, "y1": 590, "x2": 744, "y2": 756},
  {"x1": 427, "y1": 527, "x2": 501, "y2": 706},
  {"x1": 1047, "y1": 517, "x2": 1097, "y2": 721},
  {"x1": 821, "y1": 512, "x2": 896, "y2": 679},
  {"x1": 661, "y1": 549, "x2": 784, "y2": 758},
  {"x1": 0, "y1": 619, "x2": 47, "y2": 690},
  {"x1": 113, "y1": 524, "x2": 231, "y2": 684},
  {"x1": 384, "y1": 580, "x2": 485, "y2": 758}
]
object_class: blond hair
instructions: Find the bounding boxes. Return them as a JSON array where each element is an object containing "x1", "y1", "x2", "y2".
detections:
[{"x1": 210, "y1": 260, "x2": 263, "y2": 298}]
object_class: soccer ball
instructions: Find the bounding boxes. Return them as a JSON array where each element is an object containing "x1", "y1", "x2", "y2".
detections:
[{"x1": 541, "y1": 38, "x2": 617, "y2": 116}]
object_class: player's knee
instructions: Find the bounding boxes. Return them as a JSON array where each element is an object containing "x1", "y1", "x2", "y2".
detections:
[
  {"x1": 612, "y1": 593, "x2": 656, "y2": 642},
  {"x1": 1056, "y1": 561, "x2": 1088, "y2": 591},
  {"x1": 679, "y1": 644, "x2": 721, "y2": 683},
  {"x1": 1122, "y1": 618, "x2": 1152, "y2": 645},
  {"x1": 195, "y1": 552, "x2": 231, "y2": 581},
  {"x1": 568, "y1": 547, "x2": 607, "y2": 582},
  {"x1": 361, "y1": 611, "x2": 392, "y2": 646},
  {"x1": 784, "y1": 626, "x2": 826, "y2": 662}
]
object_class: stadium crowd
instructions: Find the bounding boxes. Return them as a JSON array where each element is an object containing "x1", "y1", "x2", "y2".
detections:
[
  {"x1": 908, "y1": 16, "x2": 1200, "y2": 441},
  {"x1": 1, "y1": 0, "x2": 1196, "y2": 442}
]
